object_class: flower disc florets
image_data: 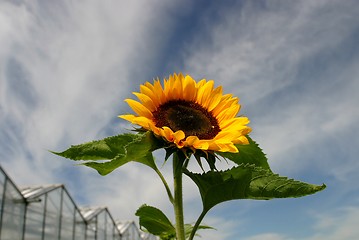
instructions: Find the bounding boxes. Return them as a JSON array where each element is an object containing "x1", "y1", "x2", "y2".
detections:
[
  {"x1": 153, "y1": 100, "x2": 220, "y2": 140},
  {"x1": 120, "y1": 73, "x2": 251, "y2": 153}
]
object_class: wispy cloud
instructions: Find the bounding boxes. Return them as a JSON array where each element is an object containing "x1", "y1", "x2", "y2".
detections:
[
  {"x1": 179, "y1": 0, "x2": 359, "y2": 238},
  {"x1": 308, "y1": 206, "x2": 359, "y2": 240},
  {"x1": 243, "y1": 205, "x2": 359, "y2": 240},
  {"x1": 0, "y1": 0, "x2": 189, "y2": 218},
  {"x1": 243, "y1": 233, "x2": 290, "y2": 240},
  {"x1": 181, "y1": 0, "x2": 359, "y2": 174}
]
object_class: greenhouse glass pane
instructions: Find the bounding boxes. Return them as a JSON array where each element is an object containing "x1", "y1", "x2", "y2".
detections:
[
  {"x1": 74, "y1": 211, "x2": 86, "y2": 240},
  {"x1": 105, "y1": 214, "x2": 114, "y2": 240},
  {"x1": 130, "y1": 224, "x2": 141, "y2": 240},
  {"x1": 0, "y1": 179, "x2": 25, "y2": 240},
  {"x1": 122, "y1": 226, "x2": 130, "y2": 240},
  {"x1": 86, "y1": 225, "x2": 96, "y2": 240},
  {"x1": 24, "y1": 195, "x2": 45, "y2": 239},
  {"x1": 43, "y1": 189, "x2": 61, "y2": 239},
  {"x1": 60, "y1": 191, "x2": 75, "y2": 239},
  {"x1": 0, "y1": 171, "x2": 5, "y2": 213},
  {"x1": 86, "y1": 215, "x2": 97, "y2": 240},
  {"x1": 114, "y1": 228, "x2": 121, "y2": 240},
  {"x1": 97, "y1": 211, "x2": 106, "y2": 240}
]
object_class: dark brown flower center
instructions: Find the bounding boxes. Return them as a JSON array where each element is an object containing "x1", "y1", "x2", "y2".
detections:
[{"x1": 152, "y1": 100, "x2": 220, "y2": 140}]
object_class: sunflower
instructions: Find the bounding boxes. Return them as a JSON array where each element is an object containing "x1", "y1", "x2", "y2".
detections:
[{"x1": 119, "y1": 73, "x2": 251, "y2": 153}]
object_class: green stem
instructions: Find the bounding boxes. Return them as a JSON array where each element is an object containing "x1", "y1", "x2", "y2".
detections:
[
  {"x1": 188, "y1": 209, "x2": 208, "y2": 240},
  {"x1": 173, "y1": 152, "x2": 186, "y2": 240},
  {"x1": 155, "y1": 168, "x2": 174, "y2": 204}
]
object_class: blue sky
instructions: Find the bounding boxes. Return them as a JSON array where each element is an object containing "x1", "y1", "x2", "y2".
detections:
[{"x1": 1, "y1": 0, "x2": 359, "y2": 239}]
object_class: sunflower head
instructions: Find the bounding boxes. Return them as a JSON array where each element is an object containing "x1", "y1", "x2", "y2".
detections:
[{"x1": 120, "y1": 73, "x2": 251, "y2": 156}]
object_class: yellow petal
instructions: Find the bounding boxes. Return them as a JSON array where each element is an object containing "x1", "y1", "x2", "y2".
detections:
[
  {"x1": 215, "y1": 142, "x2": 238, "y2": 153},
  {"x1": 219, "y1": 117, "x2": 250, "y2": 130},
  {"x1": 164, "y1": 75, "x2": 176, "y2": 99},
  {"x1": 214, "y1": 131, "x2": 239, "y2": 141},
  {"x1": 216, "y1": 104, "x2": 240, "y2": 122},
  {"x1": 196, "y1": 79, "x2": 207, "y2": 88},
  {"x1": 184, "y1": 136, "x2": 200, "y2": 146},
  {"x1": 159, "y1": 127, "x2": 175, "y2": 142},
  {"x1": 118, "y1": 114, "x2": 136, "y2": 122},
  {"x1": 182, "y1": 75, "x2": 197, "y2": 101},
  {"x1": 198, "y1": 80, "x2": 214, "y2": 107},
  {"x1": 153, "y1": 79, "x2": 166, "y2": 105},
  {"x1": 172, "y1": 73, "x2": 183, "y2": 100},
  {"x1": 124, "y1": 99, "x2": 153, "y2": 119},
  {"x1": 140, "y1": 84, "x2": 160, "y2": 108},
  {"x1": 212, "y1": 96, "x2": 238, "y2": 117},
  {"x1": 130, "y1": 117, "x2": 154, "y2": 129},
  {"x1": 193, "y1": 140, "x2": 210, "y2": 150},
  {"x1": 207, "y1": 86, "x2": 223, "y2": 111},
  {"x1": 133, "y1": 92, "x2": 157, "y2": 112},
  {"x1": 233, "y1": 135, "x2": 250, "y2": 145},
  {"x1": 173, "y1": 130, "x2": 185, "y2": 148},
  {"x1": 119, "y1": 115, "x2": 155, "y2": 131}
]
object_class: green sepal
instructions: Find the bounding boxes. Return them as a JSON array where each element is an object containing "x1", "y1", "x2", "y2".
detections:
[
  {"x1": 52, "y1": 131, "x2": 165, "y2": 175},
  {"x1": 135, "y1": 204, "x2": 175, "y2": 239},
  {"x1": 217, "y1": 136, "x2": 271, "y2": 170},
  {"x1": 165, "y1": 147, "x2": 177, "y2": 161},
  {"x1": 185, "y1": 164, "x2": 326, "y2": 212},
  {"x1": 194, "y1": 151, "x2": 217, "y2": 171}
]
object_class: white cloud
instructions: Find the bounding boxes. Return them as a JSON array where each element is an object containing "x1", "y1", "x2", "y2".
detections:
[
  {"x1": 0, "y1": 0, "x2": 173, "y2": 172},
  {"x1": 244, "y1": 205, "x2": 359, "y2": 240},
  {"x1": 0, "y1": 0, "x2": 190, "y2": 219},
  {"x1": 243, "y1": 233, "x2": 289, "y2": 240},
  {"x1": 182, "y1": 0, "x2": 359, "y2": 176},
  {"x1": 306, "y1": 205, "x2": 359, "y2": 240},
  {"x1": 195, "y1": 215, "x2": 240, "y2": 240},
  {"x1": 178, "y1": 2, "x2": 359, "y2": 238}
]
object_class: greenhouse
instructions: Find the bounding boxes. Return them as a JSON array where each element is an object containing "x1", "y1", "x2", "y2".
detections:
[{"x1": 0, "y1": 165, "x2": 157, "y2": 240}]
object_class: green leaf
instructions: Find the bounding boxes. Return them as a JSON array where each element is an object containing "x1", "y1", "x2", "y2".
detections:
[
  {"x1": 135, "y1": 205, "x2": 175, "y2": 238},
  {"x1": 52, "y1": 131, "x2": 165, "y2": 175},
  {"x1": 217, "y1": 136, "x2": 271, "y2": 170},
  {"x1": 184, "y1": 224, "x2": 214, "y2": 239},
  {"x1": 135, "y1": 205, "x2": 213, "y2": 240},
  {"x1": 185, "y1": 164, "x2": 326, "y2": 212},
  {"x1": 82, "y1": 152, "x2": 155, "y2": 175}
]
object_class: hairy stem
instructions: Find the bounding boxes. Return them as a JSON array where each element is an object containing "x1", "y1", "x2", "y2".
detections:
[{"x1": 173, "y1": 152, "x2": 186, "y2": 240}]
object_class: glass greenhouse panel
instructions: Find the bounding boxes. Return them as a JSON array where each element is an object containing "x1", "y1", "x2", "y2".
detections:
[
  {"x1": 24, "y1": 194, "x2": 46, "y2": 239},
  {"x1": 106, "y1": 213, "x2": 118, "y2": 240},
  {"x1": 60, "y1": 189, "x2": 75, "y2": 239},
  {"x1": 96, "y1": 210, "x2": 106, "y2": 240},
  {"x1": 74, "y1": 211, "x2": 86, "y2": 240},
  {"x1": 122, "y1": 223, "x2": 142, "y2": 240},
  {"x1": 0, "y1": 177, "x2": 25, "y2": 240},
  {"x1": 0, "y1": 170, "x2": 4, "y2": 211},
  {"x1": 43, "y1": 188, "x2": 62, "y2": 239},
  {"x1": 86, "y1": 219, "x2": 97, "y2": 240},
  {"x1": 0, "y1": 166, "x2": 156, "y2": 240}
]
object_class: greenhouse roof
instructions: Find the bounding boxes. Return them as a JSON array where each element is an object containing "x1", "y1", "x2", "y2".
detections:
[
  {"x1": 0, "y1": 164, "x2": 157, "y2": 239},
  {"x1": 80, "y1": 206, "x2": 109, "y2": 220},
  {"x1": 21, "y1": 184, "x2": 63, "y2": 199},
  {"x1": 116, "y1": 220, "x2": 136, "y2": 233}
]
